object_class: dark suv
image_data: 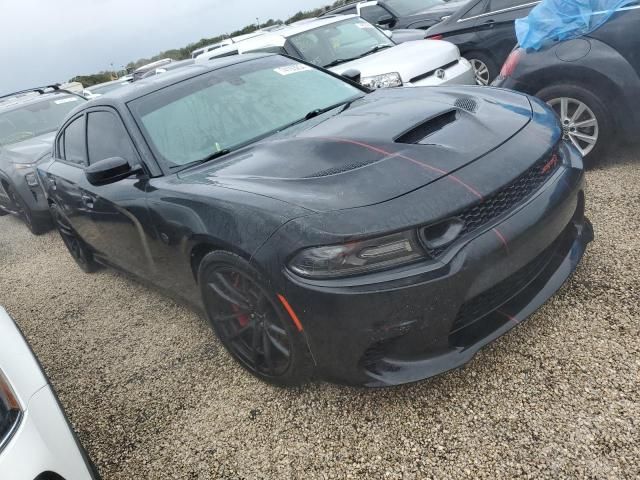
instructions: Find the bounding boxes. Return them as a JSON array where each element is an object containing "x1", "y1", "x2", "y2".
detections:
[
  {"x1": 425, "y1": 0, "x2": 540, "y2": 84},
  {"x1": 493, "y1": 3, "x2": 640, "y2": 162},
  {"x1": 322, "y1": 0, "x2": 468, "y2": 30},
  {"x1": 0, "y1": 86, "x2": 85, "y2": 233}
]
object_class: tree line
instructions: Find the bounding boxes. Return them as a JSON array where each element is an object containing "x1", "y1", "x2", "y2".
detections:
[{"x1": 71, "y1": 0, "x2": 350, "y2": 87}]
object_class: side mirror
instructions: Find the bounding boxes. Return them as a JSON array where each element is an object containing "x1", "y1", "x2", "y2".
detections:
[
  {"x1": 341, "y1": 69, "x2": 362, "y2": 84},
  {"x1": 85, "y1": 157, "x2": 138, "y2": 186},
  {"x1": 376, "y1": 14, "x2": 394, "y2": 27}
]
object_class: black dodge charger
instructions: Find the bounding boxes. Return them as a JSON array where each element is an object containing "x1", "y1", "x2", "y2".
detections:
[{"x1": 38, "y1": 54, "x2": 593, "y2": 387}]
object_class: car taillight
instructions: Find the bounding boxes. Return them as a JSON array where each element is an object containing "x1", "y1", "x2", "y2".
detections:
[
  {"x1": 426, "y1": 34, "x2": 443, "y2": 40},
  {"x1": 500, "y1": 48, "x2": 524, "y2": 77},
  {"x1": 0, "y1": 369, "x2": 22, "y2": 450}
]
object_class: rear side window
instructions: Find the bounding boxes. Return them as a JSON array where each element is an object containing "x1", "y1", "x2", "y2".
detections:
[
  {"x1": 462, "y1": 0, "x2": 488, "y2": 18},
  {"x1": 62, "y1": 116, "x2": 86, "y2": 165},
  {"x1": 87, "y1": 111, "x2": 137, "y2": 164},
  {"x1": 360, "y1": 5, "x2": 391, "y2": 23}
]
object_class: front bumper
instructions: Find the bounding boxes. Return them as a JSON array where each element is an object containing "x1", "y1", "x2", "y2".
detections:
[
  {"x1": 0, "y1": 167, "x2": 50, "y2": 218},
  {"x1": 277, "y1": 145, "x2": 592, "y2": 386}
]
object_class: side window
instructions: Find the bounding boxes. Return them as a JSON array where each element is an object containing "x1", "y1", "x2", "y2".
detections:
[
  {"x1": 360, "y1": 5, "x2": 390, "y2": 24},
  {"x1": 56, "y1": 132, "x2": 65, "y2": 159},
  {"x1": 87, "y1": 111, "x2": 137, "y2": 164},
  {"x1": 462, "y1": 0, "x2": 488, "y2": 19},
  {"x1": 488, "y1": 0, "x2": 526, "y2": 12},
  {"x1": 63, "y1": 116, "x2": 87, "y2": 166}
]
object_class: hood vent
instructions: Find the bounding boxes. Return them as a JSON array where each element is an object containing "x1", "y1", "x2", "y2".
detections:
[
  {"x1": 454, "y1": 97, "x2": 478, "y2": 113},
  {"x1": 305, "y1": 158, "x2": 381, "y2": 178},
  {"x1": 395, "y1": 110, "x2": 457, "y2": 144}
]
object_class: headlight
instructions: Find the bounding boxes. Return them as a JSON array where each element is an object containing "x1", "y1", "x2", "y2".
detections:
[
  {"x1": 0, "y1": 369, "x2": 22, "y2": 451},
  {"x1": 288, "y1": 230, "x2": 425, "y2": 279},
  {"x1": 13, "y1": 163, "x2": 35, "y2": 171},
  {"x1": 360, "y1": 72, "x2": 403, "y2": 89}
]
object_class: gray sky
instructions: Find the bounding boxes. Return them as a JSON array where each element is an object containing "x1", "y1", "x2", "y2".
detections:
[{"x1": 0, "y1": 0, "x2": 330, "y2": 95}]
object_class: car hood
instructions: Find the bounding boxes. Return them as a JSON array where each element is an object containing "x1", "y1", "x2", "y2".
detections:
[
  {"x1": 328, "y1": 40, "x2": 459, "y2": 82},
  {"x1": 1, "y1": 131, "x2": 55, "y2": 164},
  {"x1": 178, "y1": 87, "x2": 533, "y2": 212}
]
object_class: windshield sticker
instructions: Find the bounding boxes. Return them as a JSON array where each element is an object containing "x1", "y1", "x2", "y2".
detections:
[
  {"x1": 274, "y1": 64, "x2": 313, "y2": 75},
  {"x1": 356, "y1": 23, "x2": 375, "y2": 29},
  {"x1": 54, "y1": 97, "x2": 79, "y2": 105}
]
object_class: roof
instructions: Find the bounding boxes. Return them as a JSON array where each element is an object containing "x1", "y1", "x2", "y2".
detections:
[
  {"x1": 196, "y1": 15, "x2": 362, "y2": 61},
  {"x1": 278, "y1": 14, "x2": 360, "y2": 37},
  {"x1": 89, "y1": 53, "x2": 274, "y2": 104},
  {"x1": 0, "y1": 89, "x2": 80, "y2": 112}
]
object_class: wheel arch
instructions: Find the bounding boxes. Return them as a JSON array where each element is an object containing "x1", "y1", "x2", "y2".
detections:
[
  {"x1": 189, "y1": 237, "x2": 253, "y2": 283},
  {"x1": 517, "y1": 61, "x2": 636, "y2": 140}
]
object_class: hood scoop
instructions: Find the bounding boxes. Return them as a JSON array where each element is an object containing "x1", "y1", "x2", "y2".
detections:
[
  {"x1": 395, "y1": 110, "x2": 457, "y2": 144},
  {"x1": 454, "y1": 96, "x2": 478, "y2": 113}
]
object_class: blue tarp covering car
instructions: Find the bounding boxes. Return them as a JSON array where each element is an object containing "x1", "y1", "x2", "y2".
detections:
[{"x1": 515, "y1": 0, "x2": 637, "y2": 50}]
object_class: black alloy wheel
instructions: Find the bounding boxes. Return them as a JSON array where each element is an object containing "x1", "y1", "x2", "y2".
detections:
[
  {"x1": 50, "y1": 203, "x2": 99, "y2": 273},
  {"x1": 199, "y1": 251, "x2": 313, "y2": 386}
]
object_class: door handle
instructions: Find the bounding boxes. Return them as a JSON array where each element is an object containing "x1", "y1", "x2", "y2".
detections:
[
  {"x1": 81, "y1": 193, "x2": 95, "y2": 209},
  {"x1": 483, "y1": 19, "x2": 496, "y2": 27}
]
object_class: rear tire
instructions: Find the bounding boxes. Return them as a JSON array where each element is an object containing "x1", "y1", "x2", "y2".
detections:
[
  {"x1": 465, "y1": 51, "x2": 498, "y2": 85},
  {"x1": 198, "y1": 250, "x2": 314, "y2": 387},
  {"x1": 50, "y1": 203, "x2": 99, "y2": 273},
  {"x1": 536, "y1": 84, "x2": 613, "y2": 165}
]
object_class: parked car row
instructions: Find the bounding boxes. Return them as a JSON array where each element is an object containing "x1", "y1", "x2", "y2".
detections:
[{"x1": 195, "y1": 15, "x2": 476, "y2": 88}]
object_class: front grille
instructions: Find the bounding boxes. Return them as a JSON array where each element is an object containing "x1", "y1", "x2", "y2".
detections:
[
  {"x1": 450, "y1": 235, "x2": 561, "y2": 334},
  {"x1": 410, "y1": 60, "x2": 459, "y2": 83},
  {"x1": 421, "y1": 152, "x2": 561, "y2": 257}
]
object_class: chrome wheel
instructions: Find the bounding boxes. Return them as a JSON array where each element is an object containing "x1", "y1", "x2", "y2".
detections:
[
  {"x1": 470, "y1": 59, "x2": 490, "y2": 86},
  {"x1": 547, "y1": 97, "x2": 599, "y2": 157}
]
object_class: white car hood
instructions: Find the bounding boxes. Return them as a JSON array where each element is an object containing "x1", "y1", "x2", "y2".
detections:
[{"x1": 328, "y1": 40, "x2": 460, "y2": 82}]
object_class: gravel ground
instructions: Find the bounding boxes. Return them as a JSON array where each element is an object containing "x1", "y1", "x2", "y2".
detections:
[{"x1": 0, "y1": 147, "x2": 638, "y2": 479}]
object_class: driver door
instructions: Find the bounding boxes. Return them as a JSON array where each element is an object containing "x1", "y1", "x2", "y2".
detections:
[{"x1": 80, "y1": 107, "x2": 154, "y2": 279}]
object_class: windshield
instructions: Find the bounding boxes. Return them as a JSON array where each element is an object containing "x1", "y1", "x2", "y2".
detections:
[
  {"x1": 129, "y1": 56, "x2": 363, "y2": 169},
  {"x1": 0, "y1": 95, "x2": 82, "y2": 146},
  {"x1": 384, "y1": 0, "x2": 445, "y2": 16},
  {"x1": 289, "y1": 18, "x2": 395, "y2": 68}
]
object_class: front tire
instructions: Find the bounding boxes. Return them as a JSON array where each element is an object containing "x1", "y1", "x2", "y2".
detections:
[
  {"x1": 50, "y1": 203, "x2": 99, "y2": 273},
  {"x1": 198, "y1": 251, "x2": 314, "y2": 386},
  {"x1": 536, "y1": 84, "x2": 613, "y2": 164}
]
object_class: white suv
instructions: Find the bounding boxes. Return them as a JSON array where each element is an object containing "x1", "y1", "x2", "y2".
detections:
[{"x1": 196, "y1": 15, "x2": 474, "y2": 89}]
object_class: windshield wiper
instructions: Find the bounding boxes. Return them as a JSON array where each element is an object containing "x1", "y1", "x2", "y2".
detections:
[
  {"x1": 357, "y1": 44, "x2": 392, "y2": 59},
  {"x1": 172, "y1": 148, "x2": 231, "y2": 171},
  {"x1": 277, "y1": 99, "x2": 359, "y2": 133},
  {"x1": 323, "y1": 58, "x2": 357, "y2": 68}
]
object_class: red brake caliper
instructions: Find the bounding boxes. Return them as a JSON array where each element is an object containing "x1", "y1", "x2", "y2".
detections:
[{"x1": 232, "y1": 274, "x2": 250, "y2": 327}]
